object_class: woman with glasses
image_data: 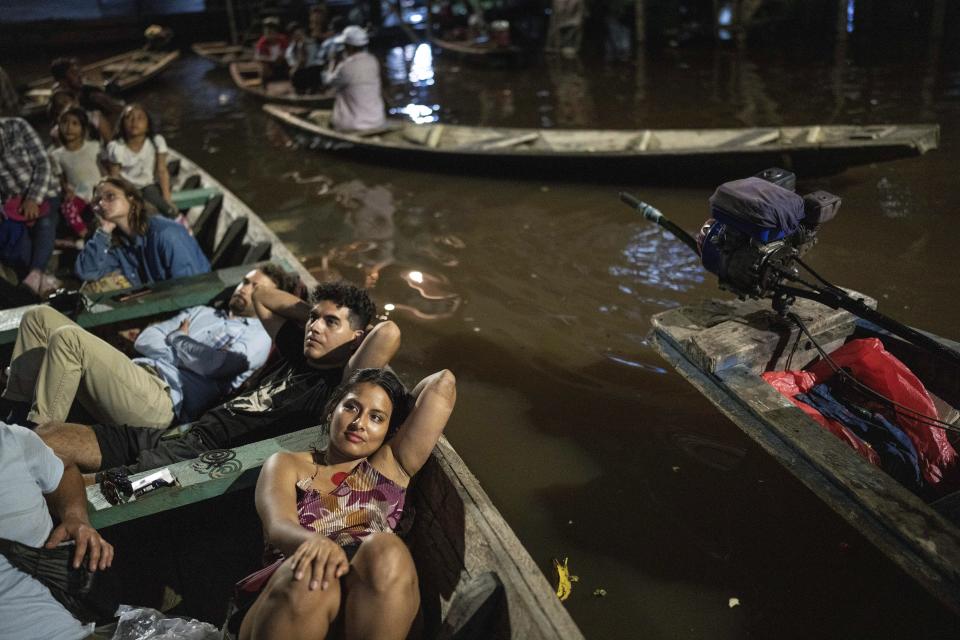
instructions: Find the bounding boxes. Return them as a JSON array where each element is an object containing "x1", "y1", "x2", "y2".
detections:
[{"x1": 74, "y1": 177, "x2": 209, "y2": 287}]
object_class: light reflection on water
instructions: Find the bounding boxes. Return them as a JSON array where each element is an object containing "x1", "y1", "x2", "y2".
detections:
[{"x1": 611, "y1": 226, "x2": 705, "y2": 293}]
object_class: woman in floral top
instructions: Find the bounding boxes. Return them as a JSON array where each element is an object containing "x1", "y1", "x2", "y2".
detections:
[{"x1": 236, "y1": 367, "x2": 456, "y2": 640}]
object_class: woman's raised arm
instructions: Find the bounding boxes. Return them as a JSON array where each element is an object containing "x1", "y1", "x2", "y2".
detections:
[{"x1": 382, "y1": 370, "x2": 456, "y2": 479}]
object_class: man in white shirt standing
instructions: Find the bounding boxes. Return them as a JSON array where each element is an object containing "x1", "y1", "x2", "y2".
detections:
[
  {"x1": 0, "y1": 422, "x2": 114, "y2": 640},
  {"x1": 323, "y1": 26, "x2": 385, "y2": 132}
]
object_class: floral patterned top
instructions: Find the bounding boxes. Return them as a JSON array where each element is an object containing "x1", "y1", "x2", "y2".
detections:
[{"x1": 295, "y1": 458, "x2": 406, "y2": 546}]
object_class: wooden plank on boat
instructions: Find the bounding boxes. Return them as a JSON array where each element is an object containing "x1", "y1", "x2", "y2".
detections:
[
  {"x1": 87, "y1": 428, "x2": 318, "y2": 529},
  {"x1": 720, "y1": 129, "x2": 780, "y2": 147},
  {"x1": 478, "y1": 132, "x2": 540, "y2": 150},
  {"x1": 0, "y1": 263, "x2": 259, "y2": 346},
  {"x1": 651, "y1": 293, "x2": 875, "y2": 374}
]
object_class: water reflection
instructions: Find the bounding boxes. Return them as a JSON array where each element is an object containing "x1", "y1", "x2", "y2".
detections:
[
  {"x1": 545, "y1": 56, "x2": 595, "y2": 127},
  {"x1": 298, "y1": 179, "x2": 462, "y2": 320},
  {"x1": 610, "y1": 226, "x2": 704, "y2": 294}
]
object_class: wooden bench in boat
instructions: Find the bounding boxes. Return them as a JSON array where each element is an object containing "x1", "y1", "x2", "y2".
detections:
[
  {"x1": 0, "y1": 263, "x2": 266, "y2": 346},
  {"x1": 86, "y1": 427, "x2": 317, "y2": 529}
]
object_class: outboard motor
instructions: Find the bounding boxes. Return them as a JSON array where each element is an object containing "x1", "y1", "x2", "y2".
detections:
[{"x1": 698, "y1": 169, "x2": 841, "y2": 299}]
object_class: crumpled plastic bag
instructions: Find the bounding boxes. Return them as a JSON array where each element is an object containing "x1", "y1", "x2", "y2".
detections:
[{"x1": 110, "y1": 605, "x2": 220, "y2": 640}]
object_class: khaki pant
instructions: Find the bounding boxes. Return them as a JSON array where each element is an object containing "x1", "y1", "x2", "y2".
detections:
[{"x1": 2, "y1": 306, "x2": 174, "y2": 429}]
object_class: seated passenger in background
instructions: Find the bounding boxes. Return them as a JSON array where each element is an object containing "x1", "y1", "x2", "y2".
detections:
[
  {"x1": 105, "y1": 104, "x2": 176, "y2": 217},
  {"x1": 49, "y1": 57, "x2": 124, "y2": 128},
  {"x1": 48, "y1": 90, "x2": 113, "y2": 145},
  {"x1": 254, "y1": 16, "x2": 289, "y2": 82},
  {"x1": 74, "y1": 177, "x2": 210, "y2": 287},
  {"x1": 0, "y1": 116, "x2": 62, "y2": 297},
  {"x1": 234, "y1": 367, "x2": 456, "y2": 640},
  {"x1": 2, "y1": 264, "x2": 292, "y2": 429},
  {"x1": 49, "y1": 107, "x2": 105, "y2": 240},
  {"x1": 38, "y1": 282, "x2": 401, "y2": 482},
  {"x1": 323, "y1": 26, "x2": 385, "y2": 132},
  {"x1": 285, "y1": 22, "x2": 320, "y2": 95},
  {"x1": 0, "y1": 422, "x2": 114, "y2": 640}
]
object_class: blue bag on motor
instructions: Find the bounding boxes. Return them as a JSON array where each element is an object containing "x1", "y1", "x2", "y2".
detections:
[
  {"x1": 699, "y1": 177, "x2": 809, "y2": 298},
  {"x1": 709, "y1": 177, "x2": 805, "y2": 242}
]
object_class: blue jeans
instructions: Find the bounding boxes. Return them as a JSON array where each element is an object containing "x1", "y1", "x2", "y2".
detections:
[{"x1": 1, "y1": 197, "x2": 59, "y2": 274}]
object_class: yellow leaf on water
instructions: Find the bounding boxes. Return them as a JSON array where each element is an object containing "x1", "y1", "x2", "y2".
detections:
[{"x1": 553, "y1": 557, "x2": 576, "y2": 602}]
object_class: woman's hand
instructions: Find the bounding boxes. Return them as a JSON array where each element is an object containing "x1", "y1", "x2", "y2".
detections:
[
  {"x1": 288, "y1": 536, "x2": 349, "y2": 591},
  {"x1": 98, "y1": 215, "x2": 117, "y2": 234}
]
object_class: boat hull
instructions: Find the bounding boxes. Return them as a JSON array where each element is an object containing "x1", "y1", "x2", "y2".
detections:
[{"x1": 264, "y1": 105, "x2": 940, "y2": 183}]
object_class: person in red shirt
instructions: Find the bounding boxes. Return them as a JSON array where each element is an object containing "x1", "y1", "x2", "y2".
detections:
[{"x1": 254, "y1": 16, "x2": 290, "y2": 82}]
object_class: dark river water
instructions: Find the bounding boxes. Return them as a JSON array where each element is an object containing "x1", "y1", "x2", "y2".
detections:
[{"x1": 6, "y1": 10, "x2": 960, "y2": 637}]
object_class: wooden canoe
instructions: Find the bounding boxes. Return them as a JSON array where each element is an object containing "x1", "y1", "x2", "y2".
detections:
[
  {"x1": 191, "y1": 41, "x2": 254, "y2": 67},
  {"x1": 650, "y1": 293, "x2": 960, "y2": 615},
  {"x1": 263, "y1": 104, "x2": 940, "y2": 181},
  {"x1": 229, "y1": 61, "x2": 334, "y2": 106},
  {"x1": 75, "y1": 149, "x2": 584, "y2": 638},
  {"x1": 20, "y1": 49, "x2": 181, "y2": 119},
  {"x1": 430, "y1": 35, "x2": 524, "y2": 59}
]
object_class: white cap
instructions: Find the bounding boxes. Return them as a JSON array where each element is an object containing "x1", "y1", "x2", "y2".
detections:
[{"x1": 335, "y1": 25, "x2": 369, "y2": 47}]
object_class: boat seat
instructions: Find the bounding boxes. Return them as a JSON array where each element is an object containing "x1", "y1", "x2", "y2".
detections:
[
  {"x1": 192, "y1": 194, "x2": 224, "y2": 256},
  {"x1": 179, "y1": 174, "x2": 202, "y2": 191},
  {"x1": 458, "y1": 132, "x2": 540, "y2": 151},
  {"x1": 210, "y1": 217, "x2": 249, "y2": 270},
  {"x1": 720, "y1": 129, "x2": 780, "y2": 147},
  {"x1": 343, "y1": 121, "x2": 404, "y2": 138},
  {"x1": 171, "y1": 187, "x2": 220, "y2": 210},
  {"x1": 849, "y1": 126, "x2": 896, "y2": 140},
  {"x1": 242, "y1": 241, "x2": 272, "y2": 265}
]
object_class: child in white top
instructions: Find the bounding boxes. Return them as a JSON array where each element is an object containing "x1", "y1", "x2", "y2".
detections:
[
  {"x1": 105, "y1": 103, "x2": 176, "y2": 217},
  {"x1": 49, "y1": 106, "x2": 102, "y2": 238}
]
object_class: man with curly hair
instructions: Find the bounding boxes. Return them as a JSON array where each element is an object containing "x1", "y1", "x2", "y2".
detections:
[{"x1": 37, "y1": 281, "x2": 400, "y2": 482}]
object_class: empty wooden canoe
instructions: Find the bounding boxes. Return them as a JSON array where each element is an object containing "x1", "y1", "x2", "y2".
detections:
[
  {"x1": 20, "y1": 49, "x2": 180, "y2": 119},
  {"x1": 263, "y1": 103, "x2": 940, "y2": 181}
]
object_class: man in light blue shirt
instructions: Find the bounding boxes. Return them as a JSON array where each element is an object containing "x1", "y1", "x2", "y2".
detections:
[
  {"x1": 3, "y1": 264, "x2": 294, "y2": 429},
  {"x1": 0, "y1": 422, "x2": 114, "y2": 640}
]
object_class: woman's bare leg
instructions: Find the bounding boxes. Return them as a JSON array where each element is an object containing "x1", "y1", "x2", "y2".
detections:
[
  {"x1": 239, "y1": 558, "x2": 341, "y2": 640},
  {"x1": 342, "y1": 533, "x2": 419, "y2": 640}
]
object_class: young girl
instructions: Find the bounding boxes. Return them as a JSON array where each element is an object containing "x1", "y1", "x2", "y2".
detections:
[
  {"x1": 75, "y1": 177, "x2": 210, "y2": 287},
  {"x1": 105, "y1": 104, "x2": 176, "y2": 217},
  {"x1": 48, "y1": 107, "x2": 103, "y2": 239},
  {"x1": 234, "y1": 367, "x2": 456, "y2": 640}
]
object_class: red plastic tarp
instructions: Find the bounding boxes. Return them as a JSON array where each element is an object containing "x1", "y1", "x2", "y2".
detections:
[{"x1": 763, "y1": 338, "x2": 960, "y2": 490}]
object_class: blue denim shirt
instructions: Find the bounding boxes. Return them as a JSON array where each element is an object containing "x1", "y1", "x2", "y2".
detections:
[
  {"x1": 132, "y1": 306, "x2": 273, "y2": 421},
  {"x1": 74, "y1": 215, "x2": 211, "y2": 287}
]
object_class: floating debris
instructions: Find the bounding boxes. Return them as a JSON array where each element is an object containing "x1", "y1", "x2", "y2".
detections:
[
  {"x1": 728, "y1": 597, "x2": 740, "y2": 608},
  {"x1": 593, "y1": 588, "x2": 607, "y2": 597},
  {"x1": 553, "y1": 557, "x2": 578, "y2": 602}
]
